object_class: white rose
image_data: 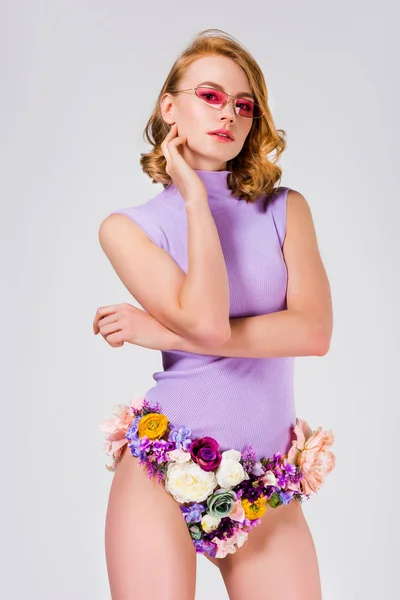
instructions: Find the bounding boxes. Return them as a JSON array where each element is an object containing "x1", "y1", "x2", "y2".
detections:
[
  {"x1": 222, "y1": 449, "x2": 242, "y2": 461},
  {"x1": 215, "y1": 455, "x2": 249, "y2": 490},
  {"x1": 201, "y1": 513, "x2": 221, "y2": 533},
  {"x1": 165, "y1": 460, "x2": 218, "y2": 503},
  {"x1": 167, "y1": 448, "x2": 192, "y2": 463},
  {"x1": 262, "y1": 470, "x2": 278, "y2": 487}
]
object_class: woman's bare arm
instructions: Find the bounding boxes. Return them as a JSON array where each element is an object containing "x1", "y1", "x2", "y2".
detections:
[
  {"x1": 98, "y1": 195, "x2": 231, "y2": 349},
  {"x1": 166, "y1": 190, "x2": 333, "y2": 358}
]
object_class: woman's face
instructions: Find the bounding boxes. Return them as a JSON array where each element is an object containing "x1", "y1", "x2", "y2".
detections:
[{"x1": 160, "y1": 55, "x2": 255, "y2": 171}]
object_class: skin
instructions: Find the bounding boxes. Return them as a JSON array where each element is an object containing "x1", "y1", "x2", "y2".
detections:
[
  {"x1": 159, "y1": 54, "x2": 254, "y2": 172},
  {"x1": 99, "y1": 55, "x2": 329, "y2": 599}
]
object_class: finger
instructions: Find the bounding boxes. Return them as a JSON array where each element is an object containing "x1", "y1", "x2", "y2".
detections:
[
  {"x1": 96, "y1": 305, "x2": 120, "y2": 314},
  {"x1": 166, "y1": 136, "x2": 187, "y2": 162},
  {"x1": 98, "y1": 320, "x2": 121, "y2": 336},
  {"x1": 161, "y1": 124, "x2": 177, "y2": 149},
  {"x1": 93, "y1": 306, "x2": 119, "y2": 333},
  {"x1": 161, "y1": 124, "x2": 179, "y2": 159},
  {"x1": 101, "y1": 333, "x2": 124, "y2": 348},
  {"x1": 106, "y1": 331, "x2": 125, "y2": 346}
]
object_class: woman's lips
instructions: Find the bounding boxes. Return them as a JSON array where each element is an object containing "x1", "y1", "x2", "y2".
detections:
[{"x1": 207, "y1": 133, "x2": 234, "y2": 143}]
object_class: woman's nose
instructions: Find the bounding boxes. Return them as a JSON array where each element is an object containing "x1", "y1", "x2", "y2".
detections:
[{"x1": 218, "y1": 98, "x2": 237, "y2": 119}]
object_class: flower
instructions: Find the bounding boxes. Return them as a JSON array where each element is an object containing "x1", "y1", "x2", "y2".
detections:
[
  {"x1": 100, "y1": 404, "x2": 135, "y2": 469},
  {"x1": 128, "y1": 435, "x2": 152, "y2": 460},
  {"x1": 251, "y1": 461, "x2": 265, "y2": 476},
  {"x1": 151, "y1": 439, "x2": 175, "y2": 464},
  {"x1": 241, "y1": 496, "x2": 268, "y2": 520},
  {"x1": 231, "y1": 528, "x2": 249, "y2": 549},
  {"x1": 168, "y1": 425, "x2": 193, "y2": 451},
  {"x1": 240, "y1": 444, "x2": 257, "y2": 473},
  {"x1": 215, "y1": 450, "x2": 250, "y2": 490},
  {"x1": 180, "y1": 502, "x2": 206, "y2": 524},
  {"x1": 212, "y1": 535, "x2": 237, "y2": 559},
  {"x1": 125, "y1": 416, "x2": 141, "y2": 441},
  {"x1": 100, "y1": 404, "x2": 134, "y2": 434},
  {"x1": 286, "y1": 480, "x2": 302, "y2": 493},
  {"x1": 287, "y1": 418, "x2": 335, "y2": 494},
  {"x1": 279, "y1": 491, "x2": 294, "y2": 505},
  {"x1": 101, "y1": 402, "x2": 336, "y2": 556},
  {"x1": 165, "y1": 460, "x2": 218, "y2": 503},
  {"x1": 193, "y1": 538, "x2": 218, "y2": 556},
  {"x1": 190, "y1": 437, "x2": 222, "y2": 471},
  {"x1": 137, "y1": 412, "x2": 169, "y2": 440},
  {"x1": 167, "y1": 448, "x2": 192, "y2": 463},
  {"x1": 189, "y1": 524, "x2": 203, "y2": 540},
  {"x1": 201, "y1": 513, "x2": 221, "y2": 533},
  {"x1": 228, "y1": 499, "x2": 246, "y2": 523},
  {"x1": 212, "y1": 529, "x2": 249, "y2": 559},
  {"x1": 207, "y1": 489, "x2": 237, "y2": 519},
  {"x1": 261, "y1": 470, "x2": 278, "y2": 487}
]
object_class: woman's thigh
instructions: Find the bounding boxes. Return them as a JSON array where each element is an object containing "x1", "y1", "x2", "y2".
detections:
[
  {"x1": 217, "y1": 500, "x2": 322, "y2": 600},
  {"x1": 105, "y1": 443, "x2": 197, "y2": 600}
]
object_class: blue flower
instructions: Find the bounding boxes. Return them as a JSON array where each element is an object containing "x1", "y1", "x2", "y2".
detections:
[
  {"x1": 128, "y1": 436, "x2": 143, "y2": 458},
  {"x1": 168, "y1": 425, "x2": 192, "y2": 451},
  {"x1": 128, "y1": 435, "x2": 152, "y2": 460},
  {"x1": 279, "y1": 491, "x2": 294, "y2": 505},
  {"x1": 193, "y1": 539, "x2": 217, "y2": 556},
  {"x1": 125, "y1": 416, "x2": 141, "y2": 441},
  {"x1": 180, "y1": 502, "x2": 206, "y2": 523}
]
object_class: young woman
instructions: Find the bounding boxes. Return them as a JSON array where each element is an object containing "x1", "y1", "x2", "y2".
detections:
[{"x1": 94, "y1": 29, "x2": 335, "y2": 600}]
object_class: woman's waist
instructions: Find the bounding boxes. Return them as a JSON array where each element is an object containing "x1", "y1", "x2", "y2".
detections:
[{"x1": 143, "y1": 385, "x2": 297, "y2": 460}]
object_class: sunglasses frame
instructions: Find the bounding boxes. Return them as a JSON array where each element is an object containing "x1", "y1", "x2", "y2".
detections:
[{"x1": 173, "y1": 85, "x2": 264, "y2": 119}]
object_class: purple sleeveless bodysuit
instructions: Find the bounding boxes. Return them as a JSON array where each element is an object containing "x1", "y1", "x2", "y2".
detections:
[{"x1": 109, "y1": 169, "x2": 296, "y2": 461}]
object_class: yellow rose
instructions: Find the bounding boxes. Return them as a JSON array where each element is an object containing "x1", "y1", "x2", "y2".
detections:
[
  {"x1": 241, "y1": 496, "x2": 268, "y2": 520},
  {"x1": 137, "y1": 413, "x2": 169, "y2": 440}
]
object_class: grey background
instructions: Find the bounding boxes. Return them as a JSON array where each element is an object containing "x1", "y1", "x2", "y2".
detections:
[{"x1": 2, "y1": 1, "x2": 399, "y2": 598}]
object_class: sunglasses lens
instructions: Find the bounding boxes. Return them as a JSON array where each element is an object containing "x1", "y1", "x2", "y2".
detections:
[
  {"x1": 195, "y1": 87, "x2": 259, "y2": 118},
  {"x1": 236, "y1": 98, "x2": 256, "y2": 117},
  {"x1": 196, "y1": 87, "x2": 227, "y2": 107}
]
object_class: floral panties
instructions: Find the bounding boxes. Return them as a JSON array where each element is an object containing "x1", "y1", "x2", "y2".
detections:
[{"x1": 100, "y1": 397, "x2": 335, "y2": 560}]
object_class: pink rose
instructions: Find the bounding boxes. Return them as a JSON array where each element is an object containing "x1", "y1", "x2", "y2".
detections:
[
  {"x1": 287, "y1": 418, "x2": 335, "y2": 495},
  {"x1": 228, "y1": 499, "x2": 246, "y2": 523}
]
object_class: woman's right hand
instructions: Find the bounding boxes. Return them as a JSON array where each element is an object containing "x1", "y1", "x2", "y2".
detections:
[{"x1": 160, "y1": 123, "x2": 207, "y2": 202}]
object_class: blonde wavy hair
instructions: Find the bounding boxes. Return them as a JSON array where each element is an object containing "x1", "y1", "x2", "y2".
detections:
[{"x1": 140, "y1": 28, "x2": 287, "y2": 203}]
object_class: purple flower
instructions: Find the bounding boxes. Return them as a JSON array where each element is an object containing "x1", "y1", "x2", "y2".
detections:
[
  {"x1": 251, "y1": 461, "x2": 266, "y2": 476},
  {"x1": 241, "y1": 444, "x2": 257, "y2": 473},
  {"x1": 151, "y1": 439, "x2": 175, "y2": 464},
  {"x1": 233, "y1": 474, "x2": 265, "y2": 502},
  {"x1": 142, "y1": 399, "x2": 161, "y2": 414},
  {"x1": 194, "y1": 539, "x2": 217, "y2": 557},
  {"x1": 279, "y1": 491, "x2": 294, "y2": 505},
  {"x1": 128, "y1": 434, "x2": 153, "y2": 460},
  {"x1": 125, "y1": 417, "x2": 141, "y2": 441},
  {"x1": 190, "y1": 437, "x2": 222, "y2": 471},
  {"x1": 168, "y1": 425, "x2": 192, "y2": 451},
  {"x1": 284, "y1": 461, "x2": 296, "y2": 476},
  {"x1": 180, "y1": 502, "x2": 206, "y2": 524},
  {"x1": 277, "y1": 472, "x2": 289, "y2": 487}
]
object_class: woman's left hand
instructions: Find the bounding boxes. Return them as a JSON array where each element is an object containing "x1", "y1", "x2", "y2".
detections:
[{"x1": 93, "y1": 303, "x2": 178, "y2": 351}]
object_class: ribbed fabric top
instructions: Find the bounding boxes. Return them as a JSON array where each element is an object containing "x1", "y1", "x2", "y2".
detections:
[{"x1": 109, "y1": 169, "x2": 296, "y2": 460}]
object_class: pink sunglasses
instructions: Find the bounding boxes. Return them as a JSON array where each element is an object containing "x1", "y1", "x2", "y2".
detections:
[{"x1": 173, "y1": 85, "x2": 264, "y2": 119}]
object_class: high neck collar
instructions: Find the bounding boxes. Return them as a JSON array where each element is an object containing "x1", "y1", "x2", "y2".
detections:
[
  {"x1": 192, "y1": 169, "x2": 231, "y2": 194},
  {"x1": 162, "y1": 168, "x2": 235, "y2": 210}
]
